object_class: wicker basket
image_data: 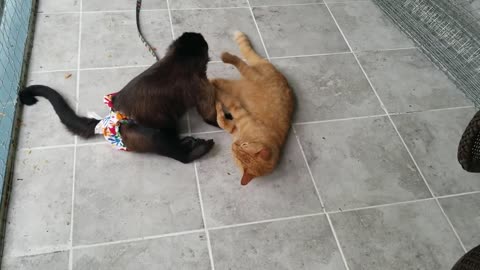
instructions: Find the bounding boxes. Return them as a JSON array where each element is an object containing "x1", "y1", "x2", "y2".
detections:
[
  {"x1": 451, "y1": 244, "x2": 480, "y2": 270},
  {"x1": 458, "y1": 110, "x2": 480, "y2": 173}
]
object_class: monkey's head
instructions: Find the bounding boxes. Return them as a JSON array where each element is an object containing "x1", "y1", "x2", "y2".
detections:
[{"x1": 169, "y1": 32, "x2": 210, "y2": 66}]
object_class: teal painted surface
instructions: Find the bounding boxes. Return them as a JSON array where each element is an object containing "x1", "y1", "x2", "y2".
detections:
[{"x1": 0, "y1": 0, "x2": 33, "y2": 192}]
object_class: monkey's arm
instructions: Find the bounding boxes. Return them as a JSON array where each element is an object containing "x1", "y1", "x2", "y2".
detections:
[{"x1": 196, "y1": 82, "x2": 218, "y2": 127}]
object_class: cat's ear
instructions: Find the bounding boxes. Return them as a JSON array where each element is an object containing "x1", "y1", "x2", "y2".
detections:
[
  {"x1": 258, "y1": 148, "x2": 271, "y2": 160},
  {"x1": 241, "y1": 142, "x2": 271, "y2": 160}
]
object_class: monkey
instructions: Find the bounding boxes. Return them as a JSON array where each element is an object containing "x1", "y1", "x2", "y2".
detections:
[{"x1": 19, "y1": 32, "x2": 218, "y2": 163}]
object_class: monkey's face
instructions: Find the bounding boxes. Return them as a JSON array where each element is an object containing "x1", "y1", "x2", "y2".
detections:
[{"x1": 171, "y1": 32, "x2": 209, "y2": 63}]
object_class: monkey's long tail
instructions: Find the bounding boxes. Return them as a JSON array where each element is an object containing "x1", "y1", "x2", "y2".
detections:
[{"x1": 19, "y1": 85, "x2": 100, "y2": 138}]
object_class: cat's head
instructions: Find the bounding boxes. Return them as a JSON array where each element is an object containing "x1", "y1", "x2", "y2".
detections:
[{"x1": 232, "y1": 141, "x2": 278, "y2": 185}]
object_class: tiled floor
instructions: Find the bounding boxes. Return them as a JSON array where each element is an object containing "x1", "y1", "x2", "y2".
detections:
[{"x1": 3, "y1": 0, "x2": 480, "y2": 269}]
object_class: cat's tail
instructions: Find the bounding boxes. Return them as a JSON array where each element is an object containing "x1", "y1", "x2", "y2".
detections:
[
  {"x1": 234, "y1": 31, "x2": 265, "y2": 64},
  {"x1": 19, "y1": 85, "x2": 100, "y2": 138}
]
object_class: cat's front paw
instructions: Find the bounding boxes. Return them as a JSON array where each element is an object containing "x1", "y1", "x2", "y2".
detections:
[
  {"x1": 215, "y1": 102, "x2": 224, "y2": 116},
  {"x1": 221, "y1": 52, "x2": 237, "y2": 64}
]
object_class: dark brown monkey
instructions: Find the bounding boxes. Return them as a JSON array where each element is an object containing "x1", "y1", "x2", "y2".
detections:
[{"x1": 19, "y1": 32, "x2": 218, "y2": 163}]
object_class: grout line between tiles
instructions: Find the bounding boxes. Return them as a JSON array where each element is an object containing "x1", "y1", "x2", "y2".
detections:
[
  {"x1": 189, "y1": 128, "x2": 216, "y2": 269},
  {"x1": 68, "y1": 0, "x2": 83, "y2": 267},
  {"x1": 437, "y1": 190, "x2": 480, "y2": 199},
  {"x1": 294, "y1": 114, "x2": 387, "y2": 125},
  {"x1": 388, "y1": 105, "x2": 475, "y2": 115},
  {"x1": 171, "y1": 6, "x2": 247, "y2": 11},
  {"x1": 39, "y1": 3, "x2": 366, "y2": 15},
  {"x1": 6, "y1": 245, "x2": 71, "y2": 259},
  {"x1": 75, "y1": 65, "x2": 150, "y2": 72},
  {"x1": 251, "y1": 2, "x2": 325, "y2": 8},
  {"x1": 246, "y1": 0, "x2": 270, "y2": 59},
  {"x1": 293, "y1": 129, "x2": 325, "y2": 209},
  {"x1": 248, "y1": 2, "x2": 351, "y2": 268},
  {"x1": 31, "y1": 62, "x2": 224, "y2": 74},
  {"x1": 30, "y1": 47, "x2": 424, "y2": 75},
  {"x1": 36, "y1": 1, "x2": 380, "y2": 16},
  {"x1": 361, "y1": 46, "x2": 418, "y2": 52},
  {"x1": 73, "y1": 229, "x2": 205, "y2": 250},
  {"x1": 269, "y1": 51, "x2": 351, "y2": 60},
  {"x1": 18, "y1": 103, "x2": 473, "y2": 152},
  {"x1": 165, "y1": 0, "x2": 175, "y2": 39},
  {"x1": 194, "y1": 162, "x2": 216, "y2": 270},
  {"x1": 323, "y1": 1, "x2": 468, "y2": 253},
  {"x1": 76, "y1": 141, "x2": 109, "y2": 147},
  {"x1": 167, "y1": 2, "x2": 215, "y2": 267},
  {"x1": 325, "y1": 213, "x2": 350, "y2": 269},
  {"x1": 20, "y1": 143, "x2": 76, "y2": 151},
  {"x1": 209, "y1": 212, "x2": 325, "y2": 231},
  {"x1": 8, "y1": 193, "x2": 476, "y2": 259},
  {"x1": 293, "y1": 126, "x2": 351, "y2": 270},
  {"x1": 327, "y1": 197, "x2": 435, "y2": 215}
]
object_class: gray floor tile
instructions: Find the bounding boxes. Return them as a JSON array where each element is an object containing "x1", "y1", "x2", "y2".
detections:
[
  {"x1": 170, "y1": 0, "x2": 247, "y2": 9},
  {"x1": 295, "y1": 117, "x2": 431, "y2": 211},
  {"x1": 196, "y1": 132, "x2": 322, "y2": 227},
  {"x1": 172, "y1": 8, "x2": 266, "y2": 60},
  {"x1": 392, "y1": 108, "x2": 479, "y2": 196},
  {"x1": 328, "y1": 2, "x2": 414, "y2": 51},
  {"x1": 37, "y1": 0, "x2": 79, "y2": 13},
  {"x1": 210, "y1": 215, "x2": 345, "y2": 270},
  {"x1": 253, "y1": 5, "x2": 349, "y2": 57},
  {"x1": 189, "y1": 62, "x2": 240, "y2": 133},
  {"x1": 73, "y1": 233, "x2": 210, "y2": 270},
  {"x1": 440, "y1": 193, "x2": 480, "y2": 251},
  {"x1": 4, "y1": 148, "x2": 73, "y2": 257},
  {"x1": 73, "y1": 144, "x2": 203, "y2": 245},
  {"x1": 81, "y1": 11, "x2": 171, "y2": 68},
  {"x1": 19, "y1": 72, "x2": 77, "y2": 148},
  {"x1": 2, "y1": 251, "x2": 69, "y2": 270},
  {"x1": 29, "y1": 14, "x2": 79, "y2": 72},
  {"x1": 82, "y1": 0, "x2": 167, "y2": 11},
  {"x1": 11, "y1": 0, "x2": 480, "y2": 266},
  {"x1": 358, "y1": 49, "x2": 472, "y2": 113},
  {"x1": 272, "y1": 54, "x2": 382, "y2": 123},
  {"x1": 331, "y1": 200, "x2": 465, "y2": 270},
  {"x1": 250, "y1": 0, "x2": 322, "y2": 6}
]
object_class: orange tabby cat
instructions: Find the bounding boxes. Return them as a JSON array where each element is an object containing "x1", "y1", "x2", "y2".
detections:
[{"x1": 212, "y1": 31, "x2": 294, "y2": 185}]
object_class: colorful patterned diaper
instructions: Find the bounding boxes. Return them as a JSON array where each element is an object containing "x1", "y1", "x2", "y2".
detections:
[{"x1": 94, "y1": 93, "x2": 131, "y2": 151}]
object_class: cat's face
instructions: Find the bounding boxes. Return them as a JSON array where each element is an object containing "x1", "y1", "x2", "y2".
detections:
[{"x1": 232, "y1": 141, "x2": 277, "y2": 185}]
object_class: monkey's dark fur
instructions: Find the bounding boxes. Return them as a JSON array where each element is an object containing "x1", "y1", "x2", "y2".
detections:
[{"x1": 19, "y1": 32, "x2": 218, "y2": 163}]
